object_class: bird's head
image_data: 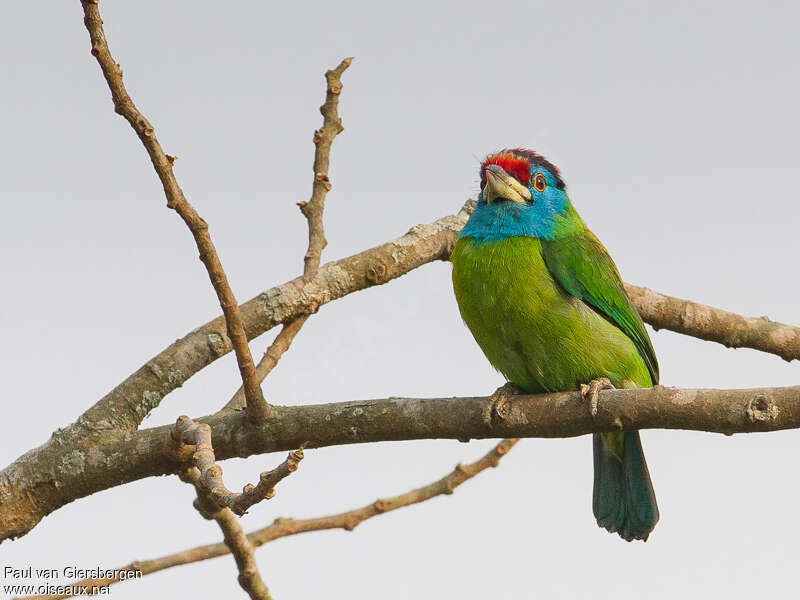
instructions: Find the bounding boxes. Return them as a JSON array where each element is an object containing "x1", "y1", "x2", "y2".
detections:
[{"x1": 460, "y1": 148, "x2": 581, "y2": 241}]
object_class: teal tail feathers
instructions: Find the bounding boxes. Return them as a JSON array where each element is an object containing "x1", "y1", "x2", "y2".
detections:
[{"x1": 592, "y1": 431, "x2": 659, "y2": 541}]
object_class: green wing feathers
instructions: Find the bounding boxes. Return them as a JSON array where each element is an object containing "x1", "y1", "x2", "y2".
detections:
[
  {"x1": 542, "y1": 228, "x2": 660, "y2": 541},
  {"x1": 541, "y1": 230, "x2": 659, "y2": 385}
]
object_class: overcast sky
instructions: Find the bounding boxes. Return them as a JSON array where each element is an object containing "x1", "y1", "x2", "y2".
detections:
[{"x1": 2, "y1": 1, "x2": 799, "y2": 598}]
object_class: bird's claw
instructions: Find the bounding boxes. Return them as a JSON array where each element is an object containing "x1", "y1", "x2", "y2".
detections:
[
  {"x1": 580, "y1": 377, "x2": 614, "y2": 420},
  {"x1": 484, "y1": 382, "x2": 522, "y2": 428}
]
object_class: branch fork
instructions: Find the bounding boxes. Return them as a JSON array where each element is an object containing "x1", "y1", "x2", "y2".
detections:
[
  {"x1": 18, "y1": 440, "x2": 518, "y2": 600},
  {"x1": 171, "y1": 416, "x2": 303, "y2": 516},
  {"x1": 81, "y1": 0, "x2": 271, "y2": 424}
]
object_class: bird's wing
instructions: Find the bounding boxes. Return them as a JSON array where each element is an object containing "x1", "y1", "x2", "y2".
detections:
[{"x1": 541, "y1": 230, "x2": 659, "y2": 385}]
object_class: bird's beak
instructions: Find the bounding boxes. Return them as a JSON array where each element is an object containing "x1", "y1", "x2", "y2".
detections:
[{"x1": 483, "y1": 164, "x2": 532, "y2": 204}]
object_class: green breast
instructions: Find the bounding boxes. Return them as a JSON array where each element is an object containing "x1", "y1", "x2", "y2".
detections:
[{"x1": 451, "y1": 236, "x2": 651, "y2": 393}]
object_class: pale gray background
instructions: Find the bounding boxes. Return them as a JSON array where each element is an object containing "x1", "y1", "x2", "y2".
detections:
[{"x1": 2, "y1": 1, "x2": 799, "y2": 598}]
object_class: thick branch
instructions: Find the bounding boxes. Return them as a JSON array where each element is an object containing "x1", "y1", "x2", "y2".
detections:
[
  {"x1": 3, "y1": 384, "x2": 799, "y2": 542},
  {"x1": 0, "y1": 202, "x2": 472, "y2": 543},
  {"x1": 626, "y1": 285, "x2": 800, "y2": 362},
  {"x1": 50, "y1": 191, "x2": 797, "y2": 443},
  {"x1": 81, "y1": 0, "x2": 269, "y2": 423},
  {"x1": 18, "y1": 440, "x2": 516, "y2": 599},
  {"x1": 68, "y1": 201, "x2": 473, "y2": 438}
]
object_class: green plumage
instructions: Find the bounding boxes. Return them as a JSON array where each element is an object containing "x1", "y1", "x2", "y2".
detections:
[
  {"x1": 452, "y1": 214, "x2": 659, "y2": 541},
  {"x1": 452, "y1": 233, "x2": 654, "y2": 392}
]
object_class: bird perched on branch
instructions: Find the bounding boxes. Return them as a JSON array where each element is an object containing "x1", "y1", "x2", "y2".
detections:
[{"x1": 451, "y1": 148, "x2": 659, "y2": 541}]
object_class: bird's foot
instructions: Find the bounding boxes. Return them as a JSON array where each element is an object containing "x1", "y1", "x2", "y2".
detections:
[
  {"x1": 580, "y1": 378, "x2": 614, "y2": 421},
  {"x1": 484, "y1": 382, "x2": 522, "y2": 428}
]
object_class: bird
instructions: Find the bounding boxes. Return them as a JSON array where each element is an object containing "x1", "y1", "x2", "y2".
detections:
[{"x1": 450, "y1": 148, "x2": 659, "y2": 541}]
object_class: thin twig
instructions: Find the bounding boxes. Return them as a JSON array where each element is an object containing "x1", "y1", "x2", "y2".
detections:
[
  {"x1": 79, "y1": 0, "x2": 270, "y2": 422},
  {"x1": 223, "y1": 57, "x2": 352, "y2": 413},
  {"x1": 299, "y1": 56, "x2": 352, "y2": 277},
  {"x1": 224, "y1": 316, "x2": 309, "y2": 412},
  {"x1": 179, "y1": 467, "x2": 272, "y2": 600},
  {"x1": 18, "y1": 439, "x2": 517, "y2": 599},
  {"x1": 171, "y1": 416, "x2": 303, "y2": 516}
]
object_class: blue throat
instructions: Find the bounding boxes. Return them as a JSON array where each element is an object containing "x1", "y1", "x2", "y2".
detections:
[{"x1": 460, "y1": 187, "x2": 573, "y2": 242}]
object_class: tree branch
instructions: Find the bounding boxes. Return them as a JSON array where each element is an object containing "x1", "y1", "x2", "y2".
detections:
[
  {"x1": 80, "y1": 0, "x2": 270, "y2": 422},
  {"x1": 65, "y1": 201, "x2": 473, "y2": 440},
  {"x1": 626, "y1": 284, "x2": 800, "y2": 362},
  {"x1": 47, "y1": 187, "x2": 797, "y2": 445},
  {"x1": 62, "y1": 197, "x2": 794, "y2": 443},
  {"x1": 179, "y1": 467, "x2": 272, "y2": 600},
  {"x1": 224, "y1": 316, "x2": 309, "y2": 412},
  {"x1": 224, "y1": 57, "x2": 352, "y2": 413},
  {"x1": 171, "y1": 416, "x2": 303, "y2": 516},
  {"x1": 0, "y1": 202, "x2": 472, "y2": 543},
  {"x1": 4, "y1": 383, "x2": 799, "y2": 543},
  {"x1": 300, "y1": 56, "x2": 352, "y2": 277},
  {"x1": 16, "y1": 440, "x2": 516, "y2": 599}
]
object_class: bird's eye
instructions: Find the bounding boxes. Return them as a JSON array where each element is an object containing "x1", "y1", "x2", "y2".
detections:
[{"x1": 533, "y1": 173, "x2": 547, "y2": 192}]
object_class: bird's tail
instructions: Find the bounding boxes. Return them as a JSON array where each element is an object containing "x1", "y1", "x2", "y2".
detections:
[{"x1": 592, "y1": 431, "x2": 659, "y2": 541}]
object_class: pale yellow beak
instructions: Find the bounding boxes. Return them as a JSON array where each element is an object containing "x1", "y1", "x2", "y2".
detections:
[{"x1": 483, "y1": 164, "x2": 532, "y2": 204}]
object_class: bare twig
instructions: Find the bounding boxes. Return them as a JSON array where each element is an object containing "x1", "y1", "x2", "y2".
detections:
[
  {"x1": 80, "y1": 0, "x2": 270, "y2": 423},
  {"x1": 171, "y1": 416, "x2": 303, "y2": 516},
  {"x1": 179, "y1": 467, "x2": 272, "y2": 600},
  {"x1": 300, "y1": 56, "x2": 352, "y2": 277},
  {"x1": 212, "y1": 508, "x2": 271, "y2": 600},
  {"x1": 19, "y1": 439, "x2": 517, "y2": 599},
  {"x1": 224, "y1": 316, "x2": 309, "y2": 412},
  {"x1": 223, "y1": 57, "x2": 352, "y2": 413}
]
